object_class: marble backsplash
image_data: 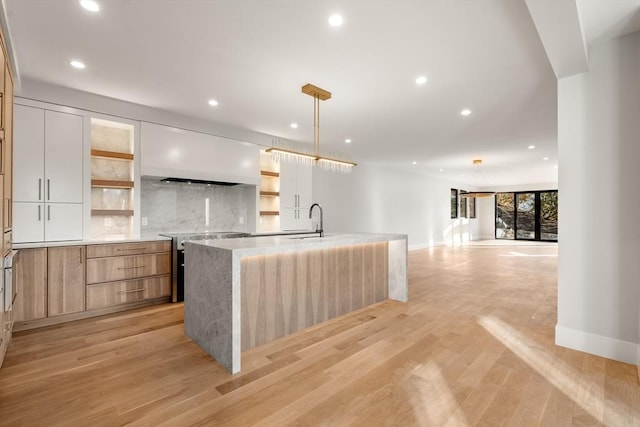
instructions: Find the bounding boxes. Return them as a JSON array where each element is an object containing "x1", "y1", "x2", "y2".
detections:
[{"x1": 140, "y1": 178, "x2": 255, "y2": 235}]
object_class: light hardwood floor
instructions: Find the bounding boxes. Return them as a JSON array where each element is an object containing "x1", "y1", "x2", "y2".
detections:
[{"x1": 0, "y1": 244, "x2": 638, "y2": 426}]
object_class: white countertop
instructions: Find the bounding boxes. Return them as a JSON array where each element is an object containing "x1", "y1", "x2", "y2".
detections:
[
  {"x1": 187, "y1": 232, "x2": 407, "y2": 257},
  {"x1": 13, "y1": 235, "x2": 171, "y2": 249}
]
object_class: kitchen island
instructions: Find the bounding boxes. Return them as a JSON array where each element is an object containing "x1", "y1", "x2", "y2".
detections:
[{"x1": 184, "y1": 233, "x2": 407, "y2": 373}]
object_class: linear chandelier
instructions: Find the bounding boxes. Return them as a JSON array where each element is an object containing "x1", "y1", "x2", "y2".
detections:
[
  {"x1": 266, "y1": 83, "x2": 357, "y2": 173},
  {"x1": 460, "y1": 159, "x2": 495, "y2": 197}
]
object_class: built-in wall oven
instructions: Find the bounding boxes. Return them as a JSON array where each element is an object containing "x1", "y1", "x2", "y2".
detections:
[{"x1": 160, "y1": 232, "x2": 250, "y2": 302}]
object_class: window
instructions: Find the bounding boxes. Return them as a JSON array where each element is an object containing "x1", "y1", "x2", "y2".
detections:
[
  {"x1": 495, "y1": 190, "x2": 557, "y2": 241},
  {"x1": 469, "y1": 197, "x2": 476, "y2": 219},
  {"x1": 459, "y1": 192, "x2": 467, "y2": 218},
  {"x1": 451, "y1": 189, "x2": 458, "y2": 218}
]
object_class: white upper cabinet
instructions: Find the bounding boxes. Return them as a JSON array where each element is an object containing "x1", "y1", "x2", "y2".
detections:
[
  {"x1": 13, "y1": 105, "x2": 44, "y2": 202},
  {"x1": 14, "y1": 106, "x2": 83, "y2": 203},
  {"x1": 44, "y1": 111, "x2": 83, "y2": 203},
  {"x1": 140, "y1": 122, "x2": 260, "y2": 186},
  {"x1": 279, "y1": 162, "x2": 312, "y2": 231}
]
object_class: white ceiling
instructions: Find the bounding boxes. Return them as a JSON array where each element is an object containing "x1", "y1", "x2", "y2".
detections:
[{"x1": 3, "y1": 0, "x2": 639, "y2": 187}]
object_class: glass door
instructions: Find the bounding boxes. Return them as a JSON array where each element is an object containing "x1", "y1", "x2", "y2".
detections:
[
  {"x1": 516, "y1": 193, "x2": 535, "y2": 239},
  {"x1": 495, "y1": 190, "x2": 558, "y2": 242},
  {"x1": 495, "y1": 193, "x2": 515, "y2": 239}
]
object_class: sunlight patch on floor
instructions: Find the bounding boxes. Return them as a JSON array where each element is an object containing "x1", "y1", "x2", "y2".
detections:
[
  {"x1": 500, "y1": 251, "x2": 558, "y2": 257},
  {"x1": 478, "y1": 316, "x2": 637, "y2": 425},
  {"x1": 407, "y1": 362, "x2": 470, "y2": 426}
]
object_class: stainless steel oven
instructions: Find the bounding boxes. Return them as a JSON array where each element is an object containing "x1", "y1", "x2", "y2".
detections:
[{"x1": 160, "y1": 232, "x2": 250, "y2": 302}]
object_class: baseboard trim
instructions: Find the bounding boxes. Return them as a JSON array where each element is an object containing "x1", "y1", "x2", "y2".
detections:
[{"x1": 555, "y1": 324, "x2": 639, "y2": 366}]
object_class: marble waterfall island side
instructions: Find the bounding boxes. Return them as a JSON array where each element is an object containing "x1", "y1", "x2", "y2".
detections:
[{"x1": 184, "y1": 233, "x2": 408, "y2": 373}]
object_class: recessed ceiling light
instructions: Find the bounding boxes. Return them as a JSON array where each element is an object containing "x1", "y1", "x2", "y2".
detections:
[
  {"x1": 439, "y1": 168, "x2": 444, "y2": 172},
  {"x1": 412, "y1": 161, "x2": 417, "y2": 165},
  {"x1": 79, "y1": 0, "x2": 100, "y2": 12},
  {"x1": 328, "y1": 14, "x2": 343, "y2": 27},
  {"x1": 543, "y1": 157, "x2": 549, "y2": 160},
  {"x1": 528, "y1": 145, "x2": 536, "y2": 149},
  {"x1": 290, "y1": 123, "x2": 298, "y2": 129},
  {"x1": 70, "y1": 60, "x2": 85, "y2": 69},
  {"x1": 460, "y1": 109, "x2": 472, "y2": 116},
  {"x1": 345, "y1": 138, "x2": 351, "y2": 143},
  {"x1": 208, "y1": 99, "x2": 219, "y2": 107},
  {"x1": 415, "y1": 76, "x2": 427, "y2": 85}
]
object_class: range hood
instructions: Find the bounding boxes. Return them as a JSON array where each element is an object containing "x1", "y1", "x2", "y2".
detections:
[
  {"x1": 160, "y1": 177, "x2": 239, "y2": 186},
  {"x1": 141, "y1": 122, "x2": 261, "y2": 187}
]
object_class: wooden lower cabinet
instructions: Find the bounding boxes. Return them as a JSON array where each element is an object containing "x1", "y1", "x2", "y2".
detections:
[
  {"x1": 14, "y1": 248, "x2": 47, "y2": 322},
  {"x1": 86, "y1": 275, "x2": 171, "y2": 310},
  {"x1": 48, "y1": 246, "x2": 85, "y2": 316},
  {"x1": 13, "y1": 240, "x2": 172, "y2": 331},
  {"x1": 86, "y1": 253, "x2": 171, "y2": 284}
]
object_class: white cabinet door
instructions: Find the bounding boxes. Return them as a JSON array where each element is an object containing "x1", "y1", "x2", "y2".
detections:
[
  {"x1": 279, "y1": 162, "x2": 297, "y2": 209},
  {"x1": 44, "y1": 111, "x2": 83, "y2": 203},
  {"x1": 14, "y1": 106, "x2": 45, "y2": 203},
  {"x1": 296, "y1": 164, "x2": 312, "y2": 209},
  {"x1": 280, "y1": 208, "x2": 298, "y2": 231},
  {"x1": 44, "y1": 203, "x2": 83, "y2": 242},
  {"x1": 12, "y1": 202, "x2": 45, "y2": 243}
]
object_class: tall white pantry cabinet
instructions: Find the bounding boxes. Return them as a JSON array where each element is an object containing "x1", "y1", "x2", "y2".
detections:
[{"x1": 13, "y1": 105, "x2": 83, "y2": 243}]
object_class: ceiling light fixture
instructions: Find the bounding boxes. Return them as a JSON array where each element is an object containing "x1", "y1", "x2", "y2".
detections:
[
  {"x1": 290, "y1": 123, "x2": 298, "y2": 129},
  {"x1": 267, "y1": 83, "x2": 357, "y2": 173},
  {"x1": 415, "y1": 76, "x2": 427, "y2": 85},
  {"x1": 79, "y1": 0, "x2": 100, "y2": 12},
  {"x1": 412, "y1": 161, "x2": 417, "y2": 165},
  {"x1": 70, "y1": 60, "x2": 85, "y2": 69},
  {"x1": 528, "y1": 145, "x2": 536, "y2": 149},
  {"x1": 208, "y1": 99, "x2": 219, "y2": 107},
  {"x1": 345, "y1": 138, "x2": 351, "y2": 143},
  {"x1": 460, "y1": 159, "x2": 496, "y2": 198},
  {"x1": 543, "y1": 157, "x2": 549, "y2": 160},
  {"x1": 460, "y1": 109, "x2": 472, "y2": 116},
  {"x1": 328, "y1": 14, "x2": 343, "y2": 27}
]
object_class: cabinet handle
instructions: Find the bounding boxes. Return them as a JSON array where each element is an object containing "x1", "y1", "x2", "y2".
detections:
[
  {"x1": 117, "y1": 288, "x2": 146, "y2": 294},
  {"x1": 47, "y1": 179, "x2": 50, "y2": 200},
  {"x1": 38, "y1": 178, "x2": 42, "y2": 200},
  {"x1": 38, "y1": 205, "x2": 41, "y2": 221},
  {"x1": 116, "y1": 247, "x2": 148, "y2": 252},
  {"x1": 47, "y1": 205, "x2": 51, "y2": 221},
  {"x1": 117, "y1": 265, "x2": 147, "y2": 270},
  {"x1": 79, "y1": 247, "x2": 83, "y2": 263}
]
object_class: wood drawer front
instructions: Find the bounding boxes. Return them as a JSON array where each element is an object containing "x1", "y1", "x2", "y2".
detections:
[
  {"x1": 86, "y1": 253, "x2": 171, "y2": 284},
  {"x1": 86, "y1": 241, "x2": 171, "y2": 258},
  {"x1": 86, "y1": 275, "x2": 171, "y2": 310}
]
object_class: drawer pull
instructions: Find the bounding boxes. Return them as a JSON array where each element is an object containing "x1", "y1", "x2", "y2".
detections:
[
  {"x1": 116, "y1": 247, "x2": 148, "y2": 252},
  {"x1": 117, "y1": 288, "x2": 146, "y2": 294},
  {"x1": 117, "y1": 265, "x2": 147, "y2": 270}
]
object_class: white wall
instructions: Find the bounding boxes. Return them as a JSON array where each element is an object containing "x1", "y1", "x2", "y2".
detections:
[
  {"x1": 557, "y1": 32, "x2": 640, "y2": 365},
  {"x1": 312, "y1": 163, "x2": 482, "y2": 249}
]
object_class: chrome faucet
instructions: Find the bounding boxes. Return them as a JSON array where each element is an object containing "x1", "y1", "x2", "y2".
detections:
[{"x1": 309, "y1": 203, "x2": 324, "y2": 237}]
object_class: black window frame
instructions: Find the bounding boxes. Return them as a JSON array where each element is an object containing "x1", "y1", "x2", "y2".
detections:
[
  {"x1": 451, "y1": 189, "x2": 458, "y2": 219},
  {"x1": 494, "y1": 190, "x2": 558, "y2": 242}
]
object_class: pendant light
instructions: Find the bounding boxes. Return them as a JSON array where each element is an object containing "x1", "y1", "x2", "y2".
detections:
[
  {"x1": 267, "y1": 84, "x2": 357, "y2": 173},
  {"x1": 460, "y1": 159, "x2": 495, "y2": 198}
]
